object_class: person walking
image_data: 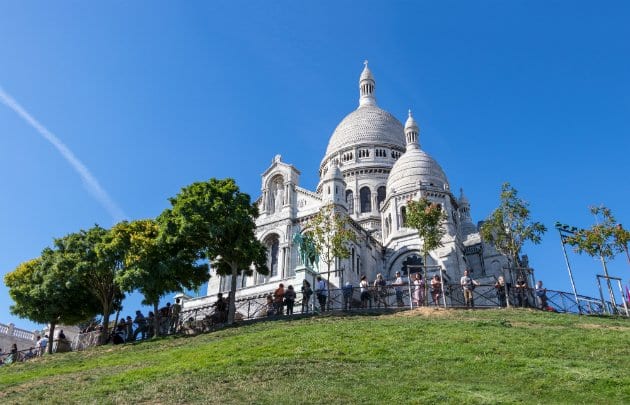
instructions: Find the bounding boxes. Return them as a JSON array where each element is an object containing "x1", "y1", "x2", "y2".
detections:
[
  {"x1": 133, "y1": 310, "x2": 148, "y2": 340},
  {"x1": 392, "y1": 271, "x2": 405, "y2": 307},
  {"x1": 412, "y1": 273, "x2": 424, "y2": 307},
  {"x1": 373, "y1": 274, "x2": 387, "y2": 308},
  {"x1": 342, "y1": 282, "x2": 354, "y2": 310},
  {"x1": 431, "y1": 275, "x2": 443, "y2": 307}
]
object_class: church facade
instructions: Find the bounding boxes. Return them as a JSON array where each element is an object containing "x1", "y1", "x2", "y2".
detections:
[{"x1": 194, "y1": 63, "x2": 510, "y2": 309}]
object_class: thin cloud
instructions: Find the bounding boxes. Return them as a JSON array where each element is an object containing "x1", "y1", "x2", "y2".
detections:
[{"x1": 0, "y1": 86, "x2": 127, "y2": 223}]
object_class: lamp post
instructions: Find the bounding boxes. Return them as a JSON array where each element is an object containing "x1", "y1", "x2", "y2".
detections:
[{"x1": 555, "y1": 222, "x2": 581, "y2": 312}]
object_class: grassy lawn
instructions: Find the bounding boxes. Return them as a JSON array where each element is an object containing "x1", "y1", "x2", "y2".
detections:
[{"x1": 1, "y1": 308, "x2": 629, "y2": 404}]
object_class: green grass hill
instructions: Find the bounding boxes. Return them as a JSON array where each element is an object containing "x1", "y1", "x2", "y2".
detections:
[{"x1": 1, "y1": 308, "x2": 629, "y2": 404}]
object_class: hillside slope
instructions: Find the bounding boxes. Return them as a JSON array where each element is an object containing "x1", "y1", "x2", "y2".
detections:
[{"x1": 1, "y1": 308, "x2": 629, "y2": 404}]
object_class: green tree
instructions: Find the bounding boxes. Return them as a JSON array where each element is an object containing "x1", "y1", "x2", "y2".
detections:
[
  {"x1": 55, "y1": 226, "x2": 126, "y2": 344},
  {"x1": 4, "y1": 255, "x2": 99, "y2": 354},
  {"x1": 480, "y1": 183, "x2": 546, "y2": 272},
  {"x1": 563, "y1": 205, "x2": 630, "y2": 309},
  {"x1": 306, "y1": 204, "x2": 357, "y2": 301},
  {"x1": 162, "y1": 178, "x2": 268, "y2": 325},
  {"x1": 113, "y1": 219, "x2": 208, "y2": 336},
  {"x1": 406, "y1": 197, "x2": 447, "y2": 304}
]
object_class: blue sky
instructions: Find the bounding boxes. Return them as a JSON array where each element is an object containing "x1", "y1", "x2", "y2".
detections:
[{"x1": 1, "y1": 1, "x2": 629, "y2": 331}]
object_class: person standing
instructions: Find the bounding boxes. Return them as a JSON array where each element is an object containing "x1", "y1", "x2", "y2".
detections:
[
  {"x1": 515, "y1": 276, "x2": 528, "y2": 308},
  {"x1": 412, "y1": 273, "x2": 424, "y2": 307},
  {"x1": 284, "y1": 285, "x2": 296, "y2": 315},
  {"x1": 133, "y1": 310, "x2": 148, "y2": 340},
  {"x1": 357, "y1": 276, "x2": 370, "y2": 308},
  {"x1": 373, "y1": 274, "x2": 387, "y2": 308},
  {"x1": 392, "y1": 271, "x2": 405, "y2": 307},
  {"x1": 431, "y1": 275, "x2": 443, "y2": 306},
  {"x1": 170, "y1": 298, "x2": 182, "y2": 333},
  {"x1": 342, "y1": 282, "x2": 354, "y2": 310},
  {"x1": 274, "y1": 283, "x2": 285, "y2": 316},
  {"x1": 535, "y1": 280, "x2": 548, "y2": 309},
  {"x1": 301, "y1": 280, "x2": 313, "y2": 313},
  {"x1": 316, "y1": 276, "x2": 328, "y2": 312},
  {"x1": 460, "y1": 270, "x2": 478, "y2": 308},
  {"x1": 495, "y1": 276, "x2": 508, "y2": 308}
]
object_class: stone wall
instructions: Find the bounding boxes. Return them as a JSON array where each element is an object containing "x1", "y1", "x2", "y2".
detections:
[{"x1": 0, "y1": 322, "x2": 38, "y2": 352}]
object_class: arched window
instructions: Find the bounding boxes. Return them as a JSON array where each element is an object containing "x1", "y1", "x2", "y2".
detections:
[
  {"x1": 377, "y1": 186, "x2": 386, "y2": 209},
  {"x1": 346, "y1": 190, "x2": 354, "y2": 214},
  {"x1": 268, "y1": 175, "x2": 284, "y2": 214},
  {"x1": 264, "y1": 234, "x2": 280, "y2": 280},
  {"x1": 360, "y1": 187, "x2": 371, "y2": 213},
  {"x1": 400, "y1": 206, "x2": 407, "y2": 227},
  {"x1": 401, "y1": 255, "x2": 423, "y2": 277}
]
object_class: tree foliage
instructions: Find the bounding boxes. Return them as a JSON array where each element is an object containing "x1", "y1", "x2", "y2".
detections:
[
  {"x1": 4, "y1": 254, "x2": 100, "y2": 353},
  {"x1": 55, "y1": 226, "x2": 126, "y2": 344},
  {"x1": 406, "y1": 197, "x2": 447, "y2": 264},
  {"x1": 480, "y1": 183, "x2": 547, "y2": 265},
  {"x1": 161, "y1": 178, "x2": 268, "y2": 324},
  {"x1": 563, "y1": 205, "x2": 630, "y2": 262},
  {"x1": 113, "y1": 219, "x2": 208, "y2": 336},
  {"x1": 306, "y1": 204, "x2": 357, "y2": 289}
]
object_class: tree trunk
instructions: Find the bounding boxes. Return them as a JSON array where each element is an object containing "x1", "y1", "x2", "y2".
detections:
[
  {"x1": 48, "y1": 322, "x2": 56, "y2": 355},
  {"x1": 227, "y1": 263, "x2": 238, "y2": 325},
  {"x1": 423, "y1": 252, "x2": 429, "y2": 306},
  {"x1": 153, "y1": 302, "x2": 160, "y2": 337},
  {"x1": 326, "y1": 261, "x2": 331, "y2": 311},
  {"x1": 100, "y1": 304, "x2": 111, "y2": 345}
]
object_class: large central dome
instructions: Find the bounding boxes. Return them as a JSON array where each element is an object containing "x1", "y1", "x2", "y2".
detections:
[{"x1": 325, "y1": 104, "x2": 405, "y2": 155}]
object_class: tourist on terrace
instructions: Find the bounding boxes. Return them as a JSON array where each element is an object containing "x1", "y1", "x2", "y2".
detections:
[
  {"x1": 274, "y1": 283, "x2": 285, "y2": 316},
  {"x1": 535, "y1": 280, "x2": 548, "y2": 309},
  {"x1": 316, "y1": 276, "x2": 328, "y2": 312},
  {"x1": 460, "y1": 270, "x2": 478, "y2": 308},
  {"x1": 301, "y1": 280, "x2": 313, "y2": 313},
  {"x1": 412, "y1": 273, "x2": 424, "y2": 307},
  {"x1": 265, "y1": 295, "x2": 275, "y2": 317},
  {"x1": 431, "y1": 275, "x2": 443, "y2": 306},
  {"x1": 211, "y1": 293, "x2": 228, "y2": 324},
  {"x1": 285, "y1": 285, "x2": 296, "y2": 315},
  {"x1": 125, "y1": 316, "x2": 134, "y2": 340},
  {"x1": 392, "y1": 271, "x2": 405, "y2": 307},
  {"x1": 36, "y1": 335, "x2": 48, "y2": 356},
  {"x1": 342, "y1": 281, "x2": 354, "y2": 310},
  {"x1": 133, "y1": 310, "x2": 148, "y2": 340},
  {"x1": 373, "y1": 274, "x2": 387, "y2": 308},
  {"x1": 495, "y1": 276, "x2": 508, "y2": 308},
  {"x1": 515, "y1": 276, "x2": 528, "y2": 307},
  {"x1": 170, "y1": 298, "x2": 182, "y2": 333},
  {"x1": 359, "y1": 276, "x2": 370, "y2": 308}
]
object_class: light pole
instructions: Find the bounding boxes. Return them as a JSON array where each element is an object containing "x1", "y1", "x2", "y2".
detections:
[{"x1": 555, "y1": 222, "x2": 581, "y2": 312}]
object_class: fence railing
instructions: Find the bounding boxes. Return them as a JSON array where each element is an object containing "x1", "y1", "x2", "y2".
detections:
[{"x1": 32, "y1": 283, "x2": 627, "y2": 356}]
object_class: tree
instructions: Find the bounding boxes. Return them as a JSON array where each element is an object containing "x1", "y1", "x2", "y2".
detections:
[
  {"x1": 4, "y1": 255, "x2": 100, "y2": 354},
  {"x1": 162, "y1": 178, "x2": 268, "y2": 325},
  {"x1": 56, "y1": 226, "x2": 126, "y2": 344},
  {"x1": 563, "y1": 205, "x2": 630, "y2": 309},
  {"x1": 113, "y1": 219, "x2": 209, "y2": 336},
  {"x1": 406, "y1": 197, "x2": 447, "y2": 304},
  {"x1": 480, "y1": 183, "x2": 546, "y2": 274},
  {"x1": 306, "y1": 204, "x2": 357, "y2": 302}
]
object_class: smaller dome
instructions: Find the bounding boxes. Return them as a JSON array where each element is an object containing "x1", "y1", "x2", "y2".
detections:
[
  {"x1": 459, "y1": 188, "x2": 470, "y2": 206},
  {"x1": 387, "y1": 148, "x2": 449, "y2": 194},
  {"x1": 323, "y1": 161, "x2": 344, "y2": 182}
]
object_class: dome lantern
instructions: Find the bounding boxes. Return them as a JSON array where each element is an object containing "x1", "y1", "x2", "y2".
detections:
[
  {"x1": 359, "y1": 60, "x2": 376, "y2": 107},
  {"x1": 404, "y1": 109, "x2": 420, "y2": 149}
]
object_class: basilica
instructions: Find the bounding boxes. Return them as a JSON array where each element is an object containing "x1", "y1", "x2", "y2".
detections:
[{"x1": 199, "y1": 63, "x2": 509, "y2": 306}]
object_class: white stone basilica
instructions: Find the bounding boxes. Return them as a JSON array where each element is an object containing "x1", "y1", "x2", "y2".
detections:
[{"x1": 198, "y1": 63, "x2": 510, "y2": 307}]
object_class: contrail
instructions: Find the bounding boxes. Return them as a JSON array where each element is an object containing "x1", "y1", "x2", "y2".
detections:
[{"x1": 0, "y1": 86, "x2": 127, "y2": 223}]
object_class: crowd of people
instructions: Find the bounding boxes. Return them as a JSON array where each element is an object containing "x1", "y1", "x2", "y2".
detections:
[{"x1": 1, "y1": 272, "x2": 556, "y2": 366}]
